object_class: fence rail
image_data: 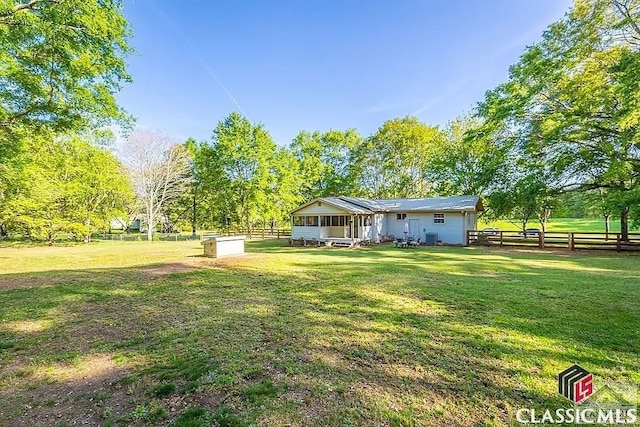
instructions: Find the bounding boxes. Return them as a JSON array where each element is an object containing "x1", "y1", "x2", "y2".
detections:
[
  {"x1": 200, "y1": 228, "x2": 291, "y2": 240},
  {"x1": 95, "y1": 228, "x2": 292, "y2": 242},
  {"x1": 95, "y1": 233, "x2": 202, "y2": 242},
  {"x1": 466, "y1": 230, "x2": 640, "y2": 252}
]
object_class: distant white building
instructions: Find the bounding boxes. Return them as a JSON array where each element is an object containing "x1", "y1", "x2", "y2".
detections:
[
  {"x1": 109, "y1": 217, "x2": 142, "y2": 232},
  {"x1": 289, "y1": 195, "x2": 483, "y2": 245}
]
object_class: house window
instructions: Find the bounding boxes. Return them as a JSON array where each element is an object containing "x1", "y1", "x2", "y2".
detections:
[
  {"x1": 321, "y1": 216, "x2": 329, "y2": 226},
  {"x1": 434, "y1": 213, "x2": 445, "y2": 224},
  {"x1": 396, "y1": 213, "x2": 406, "y2": 220},
  {"x1": 330, "y1": 216, "x2": 346, "y2": 226},
  {"x1": 293, "y1": 216, "x2": 319, "y2": 226},
  {"x1": 363, "y1": 215, "x2": 372, "y2": 226}
]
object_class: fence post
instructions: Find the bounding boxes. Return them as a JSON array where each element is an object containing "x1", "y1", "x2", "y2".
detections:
[
  {"x1": 616, "y1": 234, "x2": 621, "y2": 252},
  {"x1": 262, "y1": 227, "x2": 265, "y2": 239},
  {"x1": 277, "y1": 229, "x2": 280, "y2": 239},
  {"x1": 466, "y1": 230, "x2": 470, "y2": 246},
  {"x1": 539, "y1": 231, "x2": 544, "y2": 249},
  {"x1": 500, "y1": 231, "x2": 503, "y2": 247},
  {"x1": 568, "y1": 232, "x2": 574, "y2": 251}
]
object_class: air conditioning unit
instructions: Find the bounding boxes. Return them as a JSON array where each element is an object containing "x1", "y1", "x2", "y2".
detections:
[{"x1": 424, "y1": 232, "x2": 438, "y2": 246}]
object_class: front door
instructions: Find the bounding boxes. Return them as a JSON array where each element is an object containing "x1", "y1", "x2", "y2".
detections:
[{"x1": 409, "y1": 219, "x2": 420, "y2": 239}]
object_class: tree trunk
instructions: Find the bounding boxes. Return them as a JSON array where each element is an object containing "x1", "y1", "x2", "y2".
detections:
[
  {"x1": 620, "y1": 207, "x2": 629, "y2": 242},
  {"x1": 146, "y1": 198, "x2": 154, "y2": 241},
  {"x1": 85, "y1": 219, "x2": 91, "y2": 243},
  {"x1": 191, "y1": 192, "x2": 197, "y2": 236},
  {"x1": 146, "y1": 209, "x2": 154, "y2": 242},
  {"x1": 604, "y1": 214, "x2": 610, "y2": 241}
]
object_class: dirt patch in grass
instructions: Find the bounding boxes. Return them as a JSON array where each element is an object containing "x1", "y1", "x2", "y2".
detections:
[
  {"x1": 0, "y1": 273, "x2": 77, "y2": 291},
  {"x1": 141, "y1": 261, "x2": 202, "y2": 277},
  {"x1": 139, "y1": 255, "x2": 267, "y2": 276},
  {"x1": 1, "y1": 354, "x2": 133, "y2": 427}
]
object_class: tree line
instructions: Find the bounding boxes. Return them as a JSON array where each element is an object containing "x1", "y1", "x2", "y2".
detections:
[
  {"x1": 184, "y1": 113, "x2": 502, "y2": 235},
  {"x1": 1, "y1": 0, "x2": 639, "y2": 242}
]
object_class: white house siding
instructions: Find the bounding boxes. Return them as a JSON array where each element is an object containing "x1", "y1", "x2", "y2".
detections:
[
  {"x1": 291, "y1": 202, "x2": 352, "y2": 241},
  {"x1": 291, "y1": 225, "x2": 322, "y2": 240},
  {"x1": 294, "y1": 202, "x2": 352, "y2": 216},
  {"x1": 360, "y1": 225, "x2": 372, "y2": 240},
  {"x1": 321, "y1": 226, "x2": 347, "y2": 238},
  {"x1": 372, "y1": 214, "x2": 385, "y2": 241},
  {"x1": 386, "y1": 212, "x2": 467, "y2": 245},
  {"x1": 463, "y1": 212, "x2": 477, "y2": 242},
  {"x1": 428, "y1": 212, "x2": 465, "y2": 244}
]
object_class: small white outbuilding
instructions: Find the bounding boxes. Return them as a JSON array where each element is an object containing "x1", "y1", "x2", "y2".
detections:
[
  {"x1": 201, "y1": 235, "x2": 246, "y2": 258},
  {"x1": 289, "y1": 195, "x2": 483, "y2": 246}
]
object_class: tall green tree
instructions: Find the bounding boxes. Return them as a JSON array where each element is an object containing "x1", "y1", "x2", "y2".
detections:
[
  {"x1": 429, "y1": 115, "x2": 510, "y2": 196},
  {"x1": 190, "y1": 136, "x2": 228, "y2": 230},
  {"x1": 1, "y1": 135, "x2": 133, "y2": 243},
  {"x1": 268, "y1": 146, "x2": 305, "y2": 226},
  {"x1": 201, "y1": 112, "x2": 277, "y2": 233},
  {"x1": 479, "y1": 0, "x2": 640, "y2": 240},
  {"x1": 0, "y1": 0, "x2": 133, "y2": 151},
  {"x1": 290, "y1": 129, "x2": 362, "y2": 199},
  {"x1": 351, "y1": 117, "x2": 443, "y2": 198}
]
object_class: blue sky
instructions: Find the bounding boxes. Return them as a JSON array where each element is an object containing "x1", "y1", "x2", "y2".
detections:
[{"x1": 117, "y1": 0, "x2": 572, "y2": 145}]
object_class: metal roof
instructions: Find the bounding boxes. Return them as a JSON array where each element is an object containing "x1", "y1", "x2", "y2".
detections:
[
  {"x1": 323, "y1": 197, "x2": 374, "y2": 214},
  {"x1": 337, "y1": 196, "x2": 390, "y2": 212},
  {"x1": 291, "y1": 195, "x2": 482, "y2": 215},
  {"x1": 290, "y1": 197, "x2": 374, "y2": 214},
  {"x1": 376, "y1": 195, "x2": 482, "y2": 212}
]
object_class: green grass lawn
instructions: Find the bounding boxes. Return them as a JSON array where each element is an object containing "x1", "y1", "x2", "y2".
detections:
[
  {"x1": 478, "y1": 217, "x2": 640, "y2": 233},
  {"x1": 0, "y1": 240, "x2": 638, "y2": 426}
]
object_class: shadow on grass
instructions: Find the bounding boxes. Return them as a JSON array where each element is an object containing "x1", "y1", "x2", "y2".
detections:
[{"x1": 0, "y1": 242, "x2": 638, "y2": 425}]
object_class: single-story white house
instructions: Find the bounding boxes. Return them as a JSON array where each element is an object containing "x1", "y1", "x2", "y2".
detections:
[{"x1": 289, "y1": 195, "x2": 483, "y2": 246}]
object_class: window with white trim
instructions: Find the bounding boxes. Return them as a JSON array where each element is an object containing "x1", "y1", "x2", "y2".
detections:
[
  {"x1": 396, "y1": 213, "x2": 406, "y2": 220},
  {"x1": 292, "y1": 215, "x2": 319, "y2": 226},
  {"x1": 330, "y1": 215, "x2": 346, "y2": 226},
  {"x1": 434, "y1": 213, "x2": 445, "y2": 224}
]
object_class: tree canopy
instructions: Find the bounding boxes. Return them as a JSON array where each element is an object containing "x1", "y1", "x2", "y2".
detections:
[
  {"x1": 3, "y1": 0, "x2": 639, "y2": 241},
  {"x1": 0, "y1": 134, "x2": 133, "y2": 243},
  {"x1": 479, "y1": 0, "x2": 640, "y2": 237},
  {"x1": 0, "y1": 0, "x2": 133, "y2": 148}
]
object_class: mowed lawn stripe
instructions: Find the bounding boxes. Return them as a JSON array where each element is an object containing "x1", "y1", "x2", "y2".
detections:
[{"x1": 0, "y1": 240, "x2": 637, "y2": 426}]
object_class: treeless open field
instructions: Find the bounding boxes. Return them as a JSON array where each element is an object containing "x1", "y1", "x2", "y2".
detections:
[{"x1": 0, "y1": 240, "x2": 638, "y2": 426}]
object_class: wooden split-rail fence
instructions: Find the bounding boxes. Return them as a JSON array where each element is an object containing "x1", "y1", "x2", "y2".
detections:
[{"x1": 466, "y1": 230, "x2": 640, "y2": 252}]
